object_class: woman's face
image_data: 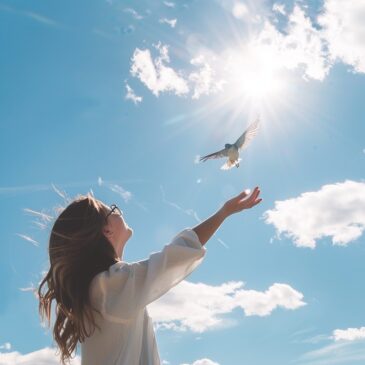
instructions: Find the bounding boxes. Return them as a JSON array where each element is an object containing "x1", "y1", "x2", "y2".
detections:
[{"x1": 101, "y1": 203, "x2": 133, "y2": 258}]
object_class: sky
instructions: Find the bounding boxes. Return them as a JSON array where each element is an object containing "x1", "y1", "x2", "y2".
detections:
[{"x1": 0, "y1": 0, "x2": 365, "y2": 364}]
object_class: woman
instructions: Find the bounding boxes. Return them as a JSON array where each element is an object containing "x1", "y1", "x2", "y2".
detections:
[{"x1": 38, "y1": 186, "x2": 262, "y2": 365}]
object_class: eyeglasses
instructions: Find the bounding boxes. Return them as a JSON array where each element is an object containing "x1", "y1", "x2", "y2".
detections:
[{"x1": 105, "y1": 204, "x2": 123, "y2": 221}]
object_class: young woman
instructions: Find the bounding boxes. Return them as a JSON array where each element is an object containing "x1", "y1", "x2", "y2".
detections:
[{"x1": 38, "y1": 186, "x2": 262, "y2": 365}]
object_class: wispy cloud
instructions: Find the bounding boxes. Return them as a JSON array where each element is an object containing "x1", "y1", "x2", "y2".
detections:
[
  {"x1": 108, "y1": 184, "x2": 132, "y2": 203},
  {"x1": 130, "y1": 43, "x2": 189, "y2": 97},
  {"x1": 125, "y1": 83, "x2": 142, "y2": 104},
  {"x1": 19, "y1": 285, "x2": 36, "y2": 293},
  {"x1": 159, "y1": 18, "x2": 177, "y2": 28},
  {"x1": 189, "y1": 55, "x2": 225, "y2": 99},
  {"x1": 163, "y1": 1, "x2": 175, "y2": 8},
  {"x1": 0, "y1": 179, "x2": 109, "y2": 197},
  {"x1": 15, "y1": 233, "x2": 40, "y2": 247},
  {"x1": 160, "y1": 185, "x2": 228, "y2": 248},
  {"x1": 148, "y1": 280, "x2": 305, "y2": 332},
  {"x1": 272, "y1": 3, "x2": 286, "y2": 15},
  {"x1": 23, "y1": 208, "x2": 53, "y2": 221},
  {"x1": 0, "y1": 184, "x2": 51, "y2": 195},
  {"x1": 296, "y1": 338, "x2": 365, "y2": 365},
  {"x1": 51, "y1": 183, "x2": 68, "y2": 201},
  {"x1": 0, "y1": 342, "x2": 11, "y2": 351},
  {"x1": 160, "y1": 185, "x2": 196, "y2": 218},
  {"x1": 124, "y1": 7, "x2": 144, "y2": 20},
  {"x1": 0, "y1": 347, "x2": 81, "y2": 365},
  {"x1": 98, "y1": 177, "x2": 132, "y2": 203},
  {"x1": 0, "y1": 4, "x2": 61, "y2": 28},
  {"x1": 23, "y1": 10, "x2": 59, "y2": 27},
  {"x1": 263, "y1": 180, "x2": 365, "y2": 248}
]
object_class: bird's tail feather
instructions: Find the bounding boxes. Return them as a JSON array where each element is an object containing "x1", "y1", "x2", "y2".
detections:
[
  {"x1": 220, "y1": 158, "x2": 241, "y2": 170},
  {"x1": 221, "y1": 161, "x2": 234, "y2": 170}
]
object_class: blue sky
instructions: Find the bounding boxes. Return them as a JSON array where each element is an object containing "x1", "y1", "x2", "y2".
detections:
[{"x1": 0, "y1": 0, "x2": 365, "y2": 364}]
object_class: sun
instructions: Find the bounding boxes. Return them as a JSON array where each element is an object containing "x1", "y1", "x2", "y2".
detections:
[{"x1": 224, "y1": 42, "x2": 287, "y2": 103}]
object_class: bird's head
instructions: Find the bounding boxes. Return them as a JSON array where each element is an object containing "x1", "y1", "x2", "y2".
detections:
[{"x1": 225, "y1": 143, "x2": 231, "y2": 149}]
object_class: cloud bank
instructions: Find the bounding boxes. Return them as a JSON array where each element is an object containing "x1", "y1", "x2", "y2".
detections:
[
  {"x1": 148, "y1": 280, "x2": 305, "y2": 332},
  {"x1": 264, "y1": 180, "x2": 365, "y2": 248},
  {"x1": 129, "y1": 1, "x2": 365, "y2": 101}
]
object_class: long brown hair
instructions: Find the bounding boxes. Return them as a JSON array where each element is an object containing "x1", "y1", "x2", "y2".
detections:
[{"x1": 38, "y1": 194, "x2": 119, "y2": 364}]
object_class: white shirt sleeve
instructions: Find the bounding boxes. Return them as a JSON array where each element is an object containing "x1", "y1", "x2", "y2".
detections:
[{"x1": 92, "y1": 228, "x2": 206, "y2": 322}]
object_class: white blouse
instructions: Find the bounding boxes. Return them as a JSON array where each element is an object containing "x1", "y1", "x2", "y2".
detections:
[{"x1": 81, "y1": 228, "x2": 206, "y2": 365}]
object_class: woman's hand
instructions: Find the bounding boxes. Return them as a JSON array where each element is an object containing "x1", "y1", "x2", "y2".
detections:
[
  {"x1": 222, "y1": 186, "x2": 262, "y2": 217},
  {"x1": 192, "y1": 186, "x2": 262, "y2": 246}
]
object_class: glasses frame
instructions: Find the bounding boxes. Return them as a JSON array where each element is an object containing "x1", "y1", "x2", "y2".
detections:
[{"x1": 105, "y1": 204, "x2": 123, "y2": 221}]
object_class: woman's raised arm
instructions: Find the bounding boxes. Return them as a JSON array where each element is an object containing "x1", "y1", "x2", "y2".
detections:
[{"x1": 192, "y1": 186, "x2": 262, "y2": 246}]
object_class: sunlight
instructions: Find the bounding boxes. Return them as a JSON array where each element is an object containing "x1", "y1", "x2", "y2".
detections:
[{"x1": 224, "y1": 42, "x2": 287, "y2": 103}]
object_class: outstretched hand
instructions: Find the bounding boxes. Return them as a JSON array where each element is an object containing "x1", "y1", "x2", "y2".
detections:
[
  {"x1": 223, "y1": 186, "x2": 262, "y2": 216},
  {"x1": 192, "y1": 186, "x2": 262, "y2": 245}
]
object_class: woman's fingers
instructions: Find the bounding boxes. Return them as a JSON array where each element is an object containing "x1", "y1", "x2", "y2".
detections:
[
  {"x1": 237, "y1": 189, "x2": 250, "y2": 199},
  {"x1": 238, "y1": 186, "x2": 259, "y2": 200},
  {"x1": 246, "y1": 187, "x2": 260, "y2": 202},
  {"x1": 229, "y1": 186, "x2": 261, "y2": 212},
  {"x1": 240, "y1": 187, "x2": 261, "y2": 208}
]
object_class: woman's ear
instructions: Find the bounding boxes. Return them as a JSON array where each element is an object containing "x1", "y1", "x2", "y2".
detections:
[{"x1": 102, "y1": 224, "x2": 113, "y2": 239}]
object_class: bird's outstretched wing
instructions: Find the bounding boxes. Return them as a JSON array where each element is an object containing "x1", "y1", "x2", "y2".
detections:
[
  {"x1": 234, "y1": 119, "x2": 260, "y2": 150},
  {"x1": 200, "y1": 148, "x2": 228, "y2": 162}
]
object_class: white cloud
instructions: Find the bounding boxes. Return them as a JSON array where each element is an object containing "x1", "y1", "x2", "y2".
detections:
[
  {"x1": 98, "y1": 177, "x2": 132, "y2": 202},
  {"x1": 108, "y1": 184, "x2": 132, "y2": 203},
  {"x1": 0, "y1": 342, "x2": 11, "y2": 350},
  {"x1": 124, "y1": 7, "x2": 143, "y2": 20},
  {"x1": 0, "y1": 4, "x2": 61, "y2": 28},
  {"x1": 51, "y1": 183, "x2": 67, "y2": 200},
  {"x1": 23, "y1": 208, "x2": 53, "y2": 222},
  {"x1": 24, "y1": 11, "x2": 59, "y2": 27},
  {"x1": 234, "y1": 283, "x2": 306, "y2": 316},
  {"x1": 189, "y1": 56, "x2": 225, "y2": 99},
  {"x1": 125, "y1": 83, "x2": 142, "y2": 104},
  {"x1": 232, "y1": 2, "x2": 249, "y2": 19},
  {"x1": 0, "y1": 347, "x2": 80, "y2": 365},
  {"x1": 160, "y1": 185, "x2": 200, "y2": 222},
  {"x1": 259, "y1": 1, "x2": 365, "y2": 79},
  {"x1": 15, "y1": 233, "x2": 40, "y2": 247},
  {"x1": 130, "y1": 2, "x2": 365, "y2": 102},
  {"x1": 148, "y1": 280, "x2": 305, "y2": 332},
  {"x1": 159, "y1": 18, "x2": 177, "y2": 28},
  {"x1": 164, "y1": 1, "x2": 175, "y2": 8},
  {"x1": 181, "y1": 359, "x2": 220, "y2": 365},
  {"x1": 272, "y1": 3, "x2": 286, "y2": 15},
  {"x1": 256, "y1": 5, "x2": 330, "y2": 81},
  {"x1": 319, "y1": 0, "x2": 365, "y2": 74},
  {"x1": 264, "y1": 180, "x2": 365, "y2": 248},
  {"x1": 333, "y1": 327, "x2": 365, "y2": 341},
  {"x1": 130, "y1": 43, "x2": 189, "y2": 97}
]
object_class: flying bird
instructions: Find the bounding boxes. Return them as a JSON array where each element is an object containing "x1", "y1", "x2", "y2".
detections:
[{"x1": 199, "y1": 119, "x2": 260, "y2": 170}]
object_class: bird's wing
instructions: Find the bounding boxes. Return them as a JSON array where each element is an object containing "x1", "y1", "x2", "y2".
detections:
[
  {"x1": 200, "y1": 148, "x2": 228, "y2": 162},
  {"x1": 234, "y1": 119, "x2": 260, "y2": 150}
]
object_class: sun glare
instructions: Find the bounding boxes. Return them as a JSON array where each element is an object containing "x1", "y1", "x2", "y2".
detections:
[{"x1": 224, "y1": 43, "x2": 287, "y2": 103}]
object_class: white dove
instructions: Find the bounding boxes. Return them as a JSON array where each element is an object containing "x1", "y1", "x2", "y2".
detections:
[{"x1": 199, "y1": 119, "x2": 260, "y2": 170}]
